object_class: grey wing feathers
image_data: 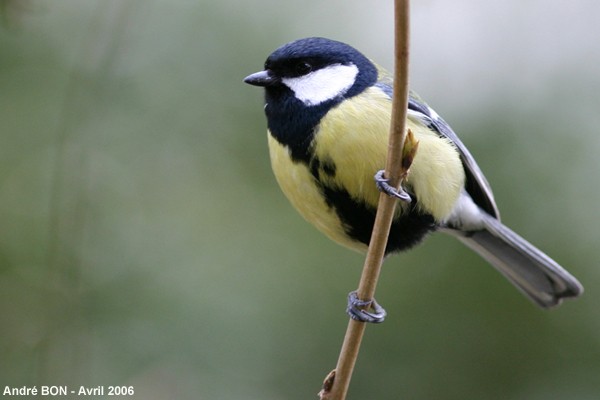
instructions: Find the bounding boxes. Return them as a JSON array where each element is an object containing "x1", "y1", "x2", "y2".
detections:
[
  {"x1": 407, "y1": 94, "x2": 500, "y2": 219},
  {"x1": 375, "y1": 85, "x2": 583, "y2": 307},
  {"x1": 373, "y1": 82, "x2": 498, "y2": 217}
]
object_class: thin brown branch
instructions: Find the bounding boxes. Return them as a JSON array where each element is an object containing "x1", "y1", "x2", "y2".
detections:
[{"x1": 320, "y1": 0, "x2": 412, "y2": 399}]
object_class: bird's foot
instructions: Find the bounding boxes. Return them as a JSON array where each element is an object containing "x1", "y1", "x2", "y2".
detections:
[
  {"x1": 346, "y1": 290, "x2": 387, "y2": 323},
  {"x1": 374, "y1": 170, "x2": 412, "y2": 203}
]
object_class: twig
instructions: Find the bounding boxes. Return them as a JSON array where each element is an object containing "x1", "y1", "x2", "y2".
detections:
[{"x1": 319, "y1": 0, "x2": 412, "y2": 399}]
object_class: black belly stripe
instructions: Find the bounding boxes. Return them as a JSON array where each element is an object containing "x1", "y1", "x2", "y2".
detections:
[{"x1": 309, "y1": 155, "x2": 437, "y2": 254}]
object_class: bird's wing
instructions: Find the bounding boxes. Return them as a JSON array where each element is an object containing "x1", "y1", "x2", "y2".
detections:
[{"x1": 406, "y1": 92, "x2": 500, "y2": 219}]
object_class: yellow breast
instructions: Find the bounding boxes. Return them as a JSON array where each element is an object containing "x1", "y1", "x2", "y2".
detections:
[
  {"x1": 268, "y1": 133, "x2": 365, "y2": 251},
  {"x1": 267, "y1": 86, "x2": 465, "y2": 251}
]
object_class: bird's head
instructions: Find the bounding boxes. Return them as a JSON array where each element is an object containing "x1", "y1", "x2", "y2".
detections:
[{"x1": 244, "y1": 37, "x2": 378, "y2": 107}]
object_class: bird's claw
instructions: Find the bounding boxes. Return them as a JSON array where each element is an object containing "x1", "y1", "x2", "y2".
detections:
[
  {"x1": 374, "y1": 170, "x2": 411, "y2": 203},
  {"x1": 346, "y1": 290, "x2": 387, "y2": 323}
]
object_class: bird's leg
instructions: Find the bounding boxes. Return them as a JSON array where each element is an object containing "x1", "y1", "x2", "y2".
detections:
[
  {"x1": 346, "y1": 290, "x2": 387, "y2": 323},
  {"x1": 374, "y1": 170, "x2": 412, "y2": 203},
  {"x1": 375, "y1": 129, "x2": 418, "y2": 202}
]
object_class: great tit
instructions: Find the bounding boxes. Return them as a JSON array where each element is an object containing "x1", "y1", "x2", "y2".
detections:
[{"x1": 244, "y1": 37, "x2": 583, "y2": 314}]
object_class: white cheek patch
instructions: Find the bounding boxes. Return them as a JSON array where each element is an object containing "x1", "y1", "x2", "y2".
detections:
[{"x1": 282, "y1": 63, "x2": 359, "y2": 106}]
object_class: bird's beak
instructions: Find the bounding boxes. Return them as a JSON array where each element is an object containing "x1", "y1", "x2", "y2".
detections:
[{"x1": 243, "y1": 70, "x2": 278, "y2": 87}]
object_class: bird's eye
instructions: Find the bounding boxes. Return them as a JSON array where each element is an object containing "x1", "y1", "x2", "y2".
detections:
[{"x1": 295, "y1": 62, "x2": 312, "y2": 76}]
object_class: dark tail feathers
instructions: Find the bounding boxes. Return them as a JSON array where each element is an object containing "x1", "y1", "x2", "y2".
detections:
[{"x1": 450, "y1": 214, "x2": 583, "y2": 308}]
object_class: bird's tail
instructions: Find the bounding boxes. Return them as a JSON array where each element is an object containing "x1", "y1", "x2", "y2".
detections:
[{"x1": 450, "y1": 214, "x2": 583, "y2": 308}]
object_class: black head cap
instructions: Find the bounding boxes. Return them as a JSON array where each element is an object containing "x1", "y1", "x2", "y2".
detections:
[
  {"x1": 244, "y1": 38, "x2": 379, "y2": 163},
  {"x1": 245, "y1": 37, "x2": 378, "y2": 98}
]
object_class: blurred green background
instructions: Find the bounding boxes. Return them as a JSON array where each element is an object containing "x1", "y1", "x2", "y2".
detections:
[{"x1": 1, "y1": 0, "x2": 599, "y2": 399}]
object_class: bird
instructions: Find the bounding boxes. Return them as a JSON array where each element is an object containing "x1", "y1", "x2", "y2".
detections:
[{"x1": 244, "y1": 37, "x2": 583, "y2": 321}]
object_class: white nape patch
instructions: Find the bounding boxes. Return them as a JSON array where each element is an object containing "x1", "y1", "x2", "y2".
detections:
[
  {"x1": 445, "y1": 191, "x2": 485, "y2": 230},
  {"x1": 282, "y1": 63, "x2": 359, "y2": 106}
]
